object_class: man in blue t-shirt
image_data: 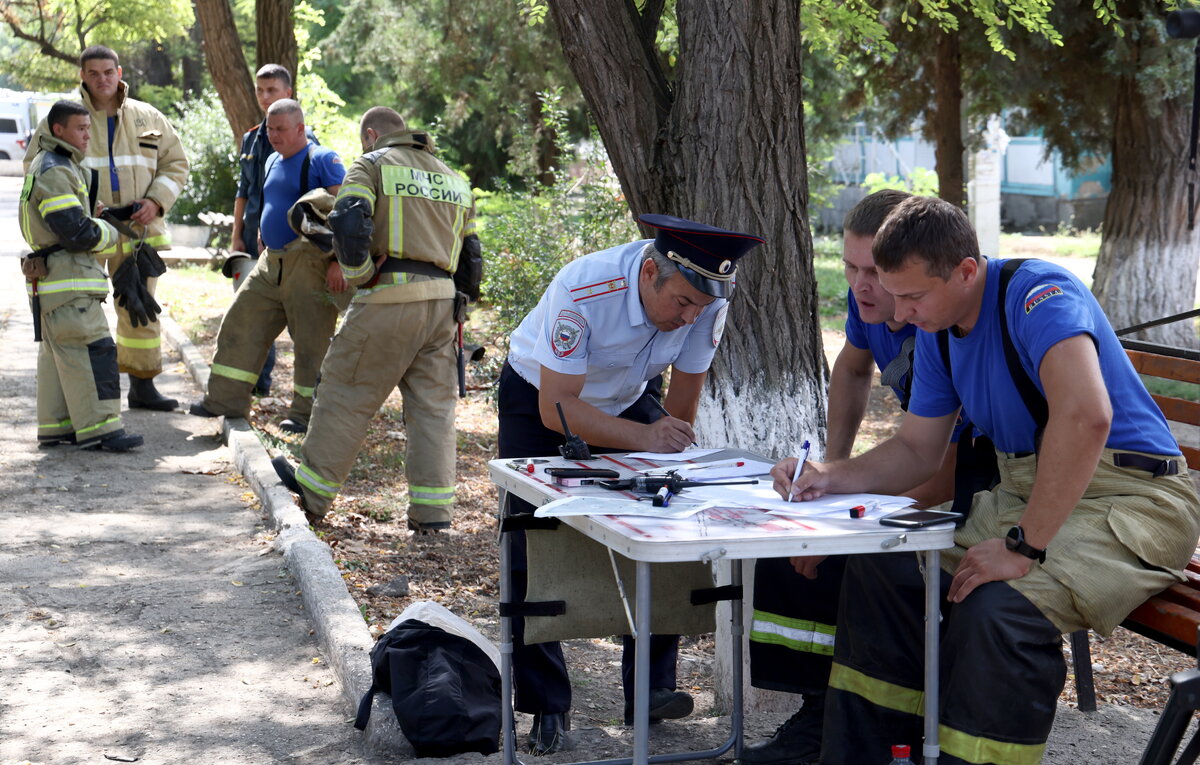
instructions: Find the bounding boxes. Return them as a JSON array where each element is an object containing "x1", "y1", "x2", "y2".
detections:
[
  {"x1": 745, "y1": 190, "x2": 966, "y2": 765},
  {"x1": 227, "y1": 64, "x2": 319, "y2": 396},
  {"x1": 189, "y1": 99, "x2": 346, "y2": 434},
  {"x1": 779, "y1": 196, "x2": 1200, "y2": 764}
]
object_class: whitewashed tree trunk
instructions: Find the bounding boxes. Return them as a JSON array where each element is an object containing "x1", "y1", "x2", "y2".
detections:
[{"x1": 1093, "y1": 74, "x2": 1200, "y2": 349}]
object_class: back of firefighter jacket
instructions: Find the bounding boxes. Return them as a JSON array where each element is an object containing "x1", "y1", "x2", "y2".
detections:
[{"x1": 335, "y1": 129, "x2": 476, "y2": 305}]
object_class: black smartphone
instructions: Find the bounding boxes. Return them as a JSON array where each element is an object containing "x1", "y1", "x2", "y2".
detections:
[
  {"x1": 546, "y1": 468, "x2": 620, "y2": 479},
  {"x1": 878, "y1": 509, "x2": 963, "y2": 528}
]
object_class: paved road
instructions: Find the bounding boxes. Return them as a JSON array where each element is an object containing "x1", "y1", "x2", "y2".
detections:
[{"x1": 0, "y1": 176, "x2": 369, "y2": 764}]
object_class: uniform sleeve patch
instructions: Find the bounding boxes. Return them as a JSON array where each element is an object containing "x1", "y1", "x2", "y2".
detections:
[
  {"x1": 712, "y1": 304, "x2": 729, "y2": 347},
  {"x1": 551, "y1": 310, "x2": 587, "y2": 358},
  {"x1": 1023, "y1": 283, "x2": 1064, "y2": 314}
]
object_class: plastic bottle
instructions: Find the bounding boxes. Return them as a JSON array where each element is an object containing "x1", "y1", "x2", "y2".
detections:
[{"x1": 888, "y1": 744, "x2": 915, "y2": 764}]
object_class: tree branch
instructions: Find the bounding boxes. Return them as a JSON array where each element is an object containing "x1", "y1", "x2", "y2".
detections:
[{"x1": 0, "y1": 3, "x2": 79, "y2": 63}]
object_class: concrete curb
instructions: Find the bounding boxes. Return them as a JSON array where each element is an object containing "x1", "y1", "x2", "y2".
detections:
[{"x1": 160, "y1": 312, "x2": 412, "y2": 756}]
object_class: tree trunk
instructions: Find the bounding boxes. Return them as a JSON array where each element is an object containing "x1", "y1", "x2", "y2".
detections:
[
  {"x1": 1093, "y1": 74, "x2": 1200, "y2": 349},
  {"x1": 182, "y1": 23, "x2": 205, "y2": 97},
  {"x1": 547, "y1": 0, "x2": 823, "y2": 454},
  {"x1": 194, "y1": 0, "x2": 261, "y2": 139},
  {"x1": 932, "y1": 29, "x2": 964, "y2": 208},
  {"x1": 256, "y1": 0, "x2": 298, "y2": 89}
]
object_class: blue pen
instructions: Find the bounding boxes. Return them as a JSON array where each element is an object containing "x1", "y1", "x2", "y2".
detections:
[{"x1": 787, "y1": 439, "x2": 811, "y2": 502}]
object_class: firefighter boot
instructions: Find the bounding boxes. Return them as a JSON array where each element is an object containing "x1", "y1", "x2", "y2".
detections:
[
  {"x1": 79, "y1": 429, "x2": 145, "y2": 452},
  {"x1": 128, "y1": 374, "x2": 178, "y2": 411},
  {"x1": 526, "y1": 712, "x2": 569, "y2": 755},
  {"x1": 740, "y1": 692, "x2": 824, "y2": 765}
]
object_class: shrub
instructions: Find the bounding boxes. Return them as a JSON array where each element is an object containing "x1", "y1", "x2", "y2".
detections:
[
  {"x1": 168, "y1": 90, "x2": 238, "y2": 225},
  {"x1": 474, "y1": 89, "x2": 638, "y2": 380}
]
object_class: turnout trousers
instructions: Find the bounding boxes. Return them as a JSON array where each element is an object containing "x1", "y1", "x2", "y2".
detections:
[
  {"x1": 36, "y1": 294, "x2": 124, "y2": 445},
  {"x1": 203, "y1": 240, "x2": 339, "y2": 425},
  {"x1": 749, "y1": 555, "x2": 847, "y2": 695},
  {"x1": 496, "y1": 361, "x2": 679, "y2": 714},
  {"x1": 822, "y1": 450, "x2": 1199, "y2": 764},
  {"x1": 297, "y1": 297, "x2": 457, "y2": 524},
  {"x1": 103, "y1": 242, "x2": 163, "y2": 378}
]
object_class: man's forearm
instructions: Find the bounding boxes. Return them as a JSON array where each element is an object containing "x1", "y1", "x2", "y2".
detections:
[{"x1": 232, "y1": 197, "x2": 247, "y2": 244}]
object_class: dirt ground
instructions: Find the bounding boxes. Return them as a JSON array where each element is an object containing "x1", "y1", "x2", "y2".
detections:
[{"x1": 157, "y1": 264, "x2": 1196, "y2": 761}]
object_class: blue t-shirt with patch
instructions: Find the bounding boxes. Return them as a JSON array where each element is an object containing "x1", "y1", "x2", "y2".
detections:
[
  {"x1": 908, "y1": 258, "x2": 1180, "y2": 456},
  {"x1": 845, "y1": 288, "x2": 970, "y2": 442},
  {"x1": 260, "y1": 142, "x2": 345, "y2": 249}
]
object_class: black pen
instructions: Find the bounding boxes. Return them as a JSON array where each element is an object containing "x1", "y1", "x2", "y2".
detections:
[{"x1": 647, "y1": 395, "x2": 699, "y2": 448}]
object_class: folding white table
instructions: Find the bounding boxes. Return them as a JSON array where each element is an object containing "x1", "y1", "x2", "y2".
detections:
[{"x1": 490, "y1": 452, "x2": 955, "y2": 765}]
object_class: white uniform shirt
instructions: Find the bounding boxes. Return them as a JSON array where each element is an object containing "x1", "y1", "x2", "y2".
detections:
[{"x1": 507, "y1": 240, "x2": 729, "y2": 415}]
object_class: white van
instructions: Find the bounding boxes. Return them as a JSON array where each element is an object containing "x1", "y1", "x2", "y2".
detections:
[{"x1": 0, "y1": 111, "x2": 31, "y2": 160}]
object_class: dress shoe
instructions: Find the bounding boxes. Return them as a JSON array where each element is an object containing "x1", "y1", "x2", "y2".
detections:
[
  {"x1": 407, "y1": 518, "x2": 451, "y2": 534},
  {"x1": 623, "y1": 687, "x2": 694, "y2": 726},
  {"x1": 278, "y1": 418, "x2": 308, "y2": 434},
  {"x1": 526, "y1": 712, "x2": 568, "y2": 755},
  {"x1": 740, "y1": 692, "x2": 824, "y2": 765},
  {"x1": 127, "y1": 374, "x2": 178, "y2": 411},
  {"x1": 188, "y1": 401, "x2": 220, "y2": 418},
  {"x1": 78, "y1": 429, "x2": 144, "y2": 452}
]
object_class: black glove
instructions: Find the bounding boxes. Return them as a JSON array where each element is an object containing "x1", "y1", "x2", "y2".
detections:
[
  {"x1": 104, "y1": 202, "x2": 141, "y2": 221},
  {"x1": 110, "y1": 257, "x2": 160, "y2": 327},
  {"x1": 134, "y1": 241, "x2": 167, "y2": 279}
]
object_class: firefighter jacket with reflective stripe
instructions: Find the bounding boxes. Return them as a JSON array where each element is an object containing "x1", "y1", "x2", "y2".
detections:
[
  {"x1": 24, "y1": 81, "x2": 189, "y2": 254},
  {"x1": 333, "y1": 129, "x2": 475, "y2": 305},
  {"x1": 20, "y1": 134, "x2": 118, "y2": 312}
]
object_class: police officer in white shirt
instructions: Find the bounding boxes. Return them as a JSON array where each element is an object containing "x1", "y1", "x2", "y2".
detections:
[{"x1": 498, "y1": 214, "x2": 765, "y2": 755}]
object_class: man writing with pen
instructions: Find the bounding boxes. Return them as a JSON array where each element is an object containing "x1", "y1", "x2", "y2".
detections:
[{"x1": 497, "y1": 214, "x2": 764, "y2": 755}]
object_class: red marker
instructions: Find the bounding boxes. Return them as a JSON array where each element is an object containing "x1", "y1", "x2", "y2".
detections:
[{"x1": 849, "y1": 505, "x2": 866, "y2": 519}]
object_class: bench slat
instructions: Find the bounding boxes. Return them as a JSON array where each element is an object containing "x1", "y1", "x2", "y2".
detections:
[
  {"x1": 1127, "y1": 349, "x2": 1200, "y2": 384},
  {"x1": 1123, "y1": 600, "x2": 1200, "y2": 655},
  {"x1": 1151, "y1": 394, "x2": 1200, "y2": 427}
]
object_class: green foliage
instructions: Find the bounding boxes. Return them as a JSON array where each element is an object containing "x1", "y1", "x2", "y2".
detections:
[
  {"x1": 862, "y1": 166, "x2": 939, "y2": 196},
  {"x1": 476, "y1": 90, "x2": 637, "y2": 352},
  {"x1": 169, "y1": 91, "x2": 238, "y2": 225},
  {"x1": 320, "y1": 0, "x2": 585, "y2": 189},
  {"x1": 295, "y1": 2, "x2": 361, "y2": 162},
  {"x1": 0, "y1": 0, "x2": 193, "y2": 90}
]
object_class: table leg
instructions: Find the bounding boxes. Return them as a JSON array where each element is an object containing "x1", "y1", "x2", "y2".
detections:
[
  {"x1": 634, "y1": 560, "x2": 652, "y2": 765},
  {"x1": 731, "y1": 559, "x2": 744, "y2": 758},
  {"x1": 499, "y1": 488, "x2": 516, "y2": 765},
  {"x1": 923, "y1": 549, "x2": 940, "y2": 765}
]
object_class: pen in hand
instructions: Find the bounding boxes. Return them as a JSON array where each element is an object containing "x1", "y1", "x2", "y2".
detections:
[
  {"x1": 647, "y1": 395, "x2": 699, "y2": 448},
  {"x1": 787, "y1": 439, "x2": 811, "y2": 502}
]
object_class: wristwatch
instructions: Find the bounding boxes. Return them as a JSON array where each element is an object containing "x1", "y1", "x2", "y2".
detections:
[{"x1": 1005, "y1": 525, "x2": 1046, "y2": 564}]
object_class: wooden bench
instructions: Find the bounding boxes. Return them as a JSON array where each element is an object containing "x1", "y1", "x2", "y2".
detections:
[
  {"x1": 198, "y1": 210, "x2": 234, "y2": 258},
  {"x1": 1071, "y1": 338, "x2": 1199, "y2": 764}
]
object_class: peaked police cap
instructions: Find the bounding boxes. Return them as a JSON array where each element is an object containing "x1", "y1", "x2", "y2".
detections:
[{"x1": 639, "y1": 214, "x2": 765, "y2": 298}]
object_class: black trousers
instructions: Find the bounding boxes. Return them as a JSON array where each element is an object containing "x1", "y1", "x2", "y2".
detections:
[
  {"x1": 749, "y1": 555, "x2": 847, "y2": 695},
  {"x1": 821, "y1": 553, "x2": 1065, "y2": 765},
  {"x1": 497, "y1": 361, "x2": 679, "y2": 713}
]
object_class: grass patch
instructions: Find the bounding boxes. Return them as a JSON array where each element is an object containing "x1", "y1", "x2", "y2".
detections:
[
  {"x1": 999, "y1": 232, "x2": 1101, "y2": 260},
  {"x1": 1141, "y1": 375, "x2": 1200, "y2": 403},
  {"x1": 157, "y1": 263, "x2": 231, "y2": 345}
]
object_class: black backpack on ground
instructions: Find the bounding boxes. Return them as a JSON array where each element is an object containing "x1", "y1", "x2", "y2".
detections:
[{"x1": 354, "y1": 618, "x2": 501, "y2": 757}]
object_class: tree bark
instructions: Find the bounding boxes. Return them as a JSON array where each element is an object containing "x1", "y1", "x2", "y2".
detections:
[
  {"x1": 548, "y1": 0, "x2": 823, "y2": 454},
  {"x1": 193, "y1": 0, "x2": 261, "y2": 139},
  {"x1": 932, "y1": 28, "x2": 965, "y2": 208},
  {"x1": 1093, "y1": 73, "x2": 1200, "y2": 349},
  {"x1": 256, "y1": 0, "x2": 298, "y2": 89}
]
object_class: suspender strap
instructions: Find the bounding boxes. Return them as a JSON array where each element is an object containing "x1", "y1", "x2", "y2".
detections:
[
  {"x1": 996, "y1": 259, "x2": 1049, "y2": 436},
  {"x1": 499, "y1": 515, "x2": 561, "y2": 533},
  {"x1": 690, "y1": 584, "x2": 744, "y2": 605},
  {"x1": 498, "y1": 600, "x2": 566, "y2": 617}
]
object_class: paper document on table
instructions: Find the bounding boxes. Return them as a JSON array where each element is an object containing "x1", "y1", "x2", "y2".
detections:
[
  {"x1": 533, "y1": 495, "x2": 715, "y2": 520},
  {"x1": 624, "y1": 447, "x2": 724, "y2": 461},
  {"x1": 682, "y1": 481, "x2": 913, "y2": 520},
  {"x1": 681, "y1": 460, "x2": 775, "y2": 481}
]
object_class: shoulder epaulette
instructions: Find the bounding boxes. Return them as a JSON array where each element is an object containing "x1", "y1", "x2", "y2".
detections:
[
  {"x1": 38, "y1": 149, "x2": 73, "y2": 175},
  {"x1": 567, "y1": 275, "x2": 629, "y2": 303},
  {"x1": 362, "y1": 148, "x2": 390, "y2": 165}
]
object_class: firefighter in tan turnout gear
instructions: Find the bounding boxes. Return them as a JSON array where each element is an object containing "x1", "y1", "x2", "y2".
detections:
[
  {"x1": 27, "y1": 45, "x2": 190, "y2": 411},
  {"x1": 273, "y1": 106, "x2": 481, "y2": 533},
  {"x1": 20, "y1": 100, "x2": 143, "y2": 452}
]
